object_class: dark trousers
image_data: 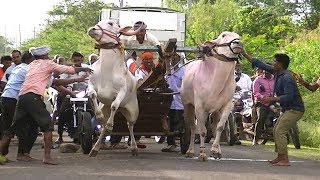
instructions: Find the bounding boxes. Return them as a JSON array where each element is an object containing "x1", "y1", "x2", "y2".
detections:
[
  {"x1": 167, "y1": 109, "x2": 184, "y2": 145},
  {"x1": 254, "y1": 103, "x2": 271, "y2": 139},
  {"x1": 17, "y1": 119, "x2": 39, "y2": 154},
  {"x1": 57, "y1": 95, "x2": 69, "y2": 136},
  {"x1": 0, "y1": 97, "x2": 17, "y2": 138},
  {"x1": 8, "y1": 93, "x2": 53, "y2": 135},
  {"x1": 1, "y1": 96, "x2": 39, "y2": 154}
]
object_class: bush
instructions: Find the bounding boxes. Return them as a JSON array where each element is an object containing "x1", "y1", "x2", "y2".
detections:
[{"x1": 298, "y1": 91, "x2": 320, "y2": 148}]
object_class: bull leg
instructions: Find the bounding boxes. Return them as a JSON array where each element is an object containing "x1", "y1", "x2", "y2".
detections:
[
  {"x1": 211, "y1": 101, "x2": 233, "y2": 159},
  {"x1": 105, "y1": 88, "x2": 127, "y2": 131},
  {"x1": 87, "y1": 84, "x2": 104, "y2": 121},
  {"x1": 184, "y1": 104, "x2": 196, "y2": 158},
  {"x1": 89, "y1": 105, "x2": 110, "y2": 157},
  {"x1": 121, "y1": 99, "x2": 139, "y2": 156},
  {"x1": 195, "y1": 109, "x2": 209, "y2": 162}
]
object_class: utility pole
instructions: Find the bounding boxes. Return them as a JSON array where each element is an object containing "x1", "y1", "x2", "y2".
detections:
[
  {"x1": 33, "y1": 25, "x2": 36, "y2": 39},
  {"x1": 18, "y1": 24, "x2": 21, "y2": 47},
  {"x1": 4, "y1": 25, "x2": 7, "y2": 54},
  {"x1": 187, "y1": 0, "x2": 192, "y2": 8}
]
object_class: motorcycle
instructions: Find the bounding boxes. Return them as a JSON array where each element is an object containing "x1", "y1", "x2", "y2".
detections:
[
  {"x1": 65, "y1": 90, "x2": 95, "y2": 154},
  {"x1": 233, "y1": 90, "x2": 254, "y2": 140},
  {"x1": 260, "y1": 103, "x2": 301, "y2": 149}
]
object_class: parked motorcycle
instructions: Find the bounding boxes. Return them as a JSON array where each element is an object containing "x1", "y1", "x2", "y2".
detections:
[
  {"x1": 65, "y1": 91, "x2": 95, "y2": 154},
  {"x1": 233, "y1": 90, "x2": 254, "y2": 140}
]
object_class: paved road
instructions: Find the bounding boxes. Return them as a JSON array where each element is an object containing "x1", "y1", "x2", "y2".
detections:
[{"x1": 1, "y1": 136, "x2": 319, "y2": 180}]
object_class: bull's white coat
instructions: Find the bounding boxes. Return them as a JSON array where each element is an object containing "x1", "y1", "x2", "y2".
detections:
[
  {"x1": 87, "y1": 20, "x2": 140, "y2": 156},
  {"x1": 180, "y1": 32, "x2": 242, "y2": 161}
]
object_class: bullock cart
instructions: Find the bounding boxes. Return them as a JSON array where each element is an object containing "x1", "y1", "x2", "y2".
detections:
[{"x1": 109, "y1": 39, "x2": 235, "y2": 154}]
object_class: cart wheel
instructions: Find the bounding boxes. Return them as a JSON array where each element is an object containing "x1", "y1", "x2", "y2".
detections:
[
  {"x1": 155, "y1": 136, "x2": 166, "y2": 144},
  {"x1": 180, "y1": 123, "x2": 190, "y2": 155}
]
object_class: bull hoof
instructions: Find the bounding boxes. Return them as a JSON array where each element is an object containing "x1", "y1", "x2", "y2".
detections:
[
  {"x1": 211, "y1": 152, "x2": 222, "y2": 159},
  {"x1": 131, "y1": 149, "x2": 138, "y2": 156},
  {"x1": 185, "y1": 150, "x2": 194, "y2": 158},
  {"x1": 89, "y1": 149, "x2": 99, "y2": 157},
  {"x1": 198, "y1": 153, "x2": 208, "y2": 162}
]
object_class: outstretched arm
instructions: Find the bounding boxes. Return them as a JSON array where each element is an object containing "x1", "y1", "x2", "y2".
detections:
[{"x1": 295, "y1": 75, "x2": 319, "y2": 92}]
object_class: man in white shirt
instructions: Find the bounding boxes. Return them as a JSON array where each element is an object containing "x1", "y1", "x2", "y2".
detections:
[
  {"x1": 56, "y1": 52, "x2": 91, "y2": 144},
  {"x1": 235, "y1": 62, "x2": 252, "y2": 91}
]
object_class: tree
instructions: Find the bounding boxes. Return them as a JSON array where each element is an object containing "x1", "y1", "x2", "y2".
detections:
[
  {"x1": 166, "y1": 0, "x2": 238, "y2": 45},
  {"x1": 48, "y1": 0, "x2": 110, "y2": 32},
  {"x1": 0, "y1": 36, "x2": 13, "y2": 56},
  {"x1": 20, "y1": 0, "x2": 112, "y2": 61}
]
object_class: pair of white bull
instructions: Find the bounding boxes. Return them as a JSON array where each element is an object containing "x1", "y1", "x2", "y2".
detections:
[{"x1": 87, "y1": 20, "x2": 243, "y2": 161}]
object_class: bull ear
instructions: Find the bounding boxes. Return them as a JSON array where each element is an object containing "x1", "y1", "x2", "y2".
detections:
[
  {"x1": 119, "y1": 26, "x2": 132, "y2": 33},
  {"x1": 202, "y1": 39, "x2": 217, "y2": 48}
]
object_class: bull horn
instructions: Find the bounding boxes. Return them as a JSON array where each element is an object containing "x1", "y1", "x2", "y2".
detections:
[{"x1": 119, "y1": 24, "x2": 146, "y2": 36}]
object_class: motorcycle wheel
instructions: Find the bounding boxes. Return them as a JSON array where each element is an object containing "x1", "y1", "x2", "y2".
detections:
[
  {"x1": 226, "y1": 113, "x2": 236, "y2": 146},
  {"x1": 289, "y1": 125, "x2": 301, "y2": 149},
  {"x1": 78, "y1": 111, "x2": 93, "y2": 154}
]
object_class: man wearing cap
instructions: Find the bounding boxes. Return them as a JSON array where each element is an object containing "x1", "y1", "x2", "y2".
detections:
[
  {"x1": 0, "y1": 46, "x2": 92, "y2": 165},
  {"x1": 241, "y1": 49, "x2": 304, "y2": 167},
  {"x1": 125, "y1": 21, "x2": 160, "y2": 72}
]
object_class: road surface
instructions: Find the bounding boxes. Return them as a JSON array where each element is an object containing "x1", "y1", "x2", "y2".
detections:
[{"x1": 1, "y1": 135, "x2": 319, "y2": 180}]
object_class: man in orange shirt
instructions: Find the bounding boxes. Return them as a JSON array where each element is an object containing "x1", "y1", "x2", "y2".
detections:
[{"x1": 0, "y1": 46, "x2": 92, "y2": 165}]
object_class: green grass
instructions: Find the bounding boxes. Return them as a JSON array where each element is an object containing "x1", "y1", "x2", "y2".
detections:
[{"x1": 241, "y1": 140, "x2": 320, "y2": 160}]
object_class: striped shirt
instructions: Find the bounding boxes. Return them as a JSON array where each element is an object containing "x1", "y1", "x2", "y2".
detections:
[{"x1": 19, "y1": 59, "x2": 76, "y2": 96}]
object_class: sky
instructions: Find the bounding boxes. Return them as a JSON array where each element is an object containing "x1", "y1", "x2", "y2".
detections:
[{"x1": 0, "y1": 0, "x2": 162, "y2": 48}]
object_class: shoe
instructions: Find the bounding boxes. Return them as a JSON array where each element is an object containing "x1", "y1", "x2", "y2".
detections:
[{"x1": 161, "y1": 145, "x2": 179, "y2": 152}]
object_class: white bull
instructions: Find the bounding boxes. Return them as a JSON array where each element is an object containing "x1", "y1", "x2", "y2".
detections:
[
  {"x1": 180, "y1": 31, "x2": 243, "y2": 161},
  {"x1": 87, "y1": 20, "x2": 144, "y2": 156}
]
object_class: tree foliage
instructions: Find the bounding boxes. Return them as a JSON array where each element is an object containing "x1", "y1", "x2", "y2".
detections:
[
  {"x1": 283, "y1": 24, "x2": 320, "y2": 82},
  {"x1": 20, "y1": 0, "x2": 110, "y2": 61},
  {"x1": 0, "y1": 36, "x2": 13, "y2": 56}
]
